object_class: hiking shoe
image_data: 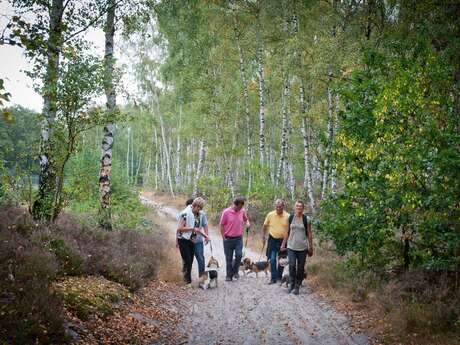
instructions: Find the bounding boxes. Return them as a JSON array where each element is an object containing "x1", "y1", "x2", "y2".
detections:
[
  {"x1": 233, "y1": 273, "x2": 240, "y2": 280},
  {"x1": 225, "y1": 276, "x2": 232, "y2": 282},
  {"x1": 293, "y1": 287, "x2": 300, "y2": 295},
  {"x1": 268, "y1": 280, "x2": 277, "y2": 285},
  {"x1": 288, "y1": 284, "x2": 294, "y2": 293}
]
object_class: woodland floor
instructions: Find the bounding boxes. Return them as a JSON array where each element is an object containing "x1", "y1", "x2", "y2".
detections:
[{"x1": 139, "y1": 192, "x2": 370, "y2": 345}]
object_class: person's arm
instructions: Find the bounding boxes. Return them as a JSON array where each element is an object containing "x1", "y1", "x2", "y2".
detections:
[
  {"x1": 244, "y1": 209, "x2": 251, "y2": 229},
  {"x1": 220, "y1": 224, "x2": 226, "y2": 239},
  {"x1": 262, "y1": 214, "x2": 269, "y2": 243},
  {"x1": 262, "y1": 224, "x2": 268, "y2": 243},
  {"x1": 202, "y1": 213, "x2": 209, "y2": 244},
  {"x1": 281, "y1": 216, "x2": 291, "y2": 250},
  {"x1": 307, "y1": 221, "x2": 313, "y2": 256},
  {"x1": 220, "y1": 210, "x2": 227, "y2": 239},
  {"x1": 177, "y1": 217, "x2": 192, "y2": 233}
]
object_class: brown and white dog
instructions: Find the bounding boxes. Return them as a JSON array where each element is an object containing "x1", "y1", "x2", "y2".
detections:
[
  {"x1": 199, "y1": 256, "x2": 219, "y2": 290},
  {"x1": 245, "y1": 259, "x2": 270, "y2": 278},
  {"x1": 239, "y1": 257, "x2": 252, "y2": 276}
]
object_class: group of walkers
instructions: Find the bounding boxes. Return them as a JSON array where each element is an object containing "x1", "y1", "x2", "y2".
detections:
[{"x1": 176, "y1": 196, "x2": 313, "y2": 295}]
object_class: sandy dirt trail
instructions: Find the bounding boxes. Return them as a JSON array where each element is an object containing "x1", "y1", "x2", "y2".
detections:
[{"x1": 141, "y1": 195, "x2": 369, "y2": 345}]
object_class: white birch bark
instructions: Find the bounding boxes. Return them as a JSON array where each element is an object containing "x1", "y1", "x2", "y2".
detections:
[
  {"x1": 257, "y1": 26, "x2": 266, "y2": 167},
  {"x1": 126, "y1": 127, "x2": 130, "y2": 184},
  {"x1": 33, "y1": 0, "x2": 64, "y2": 220},
  {"x1": 98, "y1": 0, "x2": 116, "y2": 230},
  {"x1": 154, "y1": 126, "x2": 159, "y2": 190},
  {"x1": 231, "y1": 4, "x2": 251, "y2": 164},
  {"x1": 175, "y1": 101, "x2": 182, "y2": 187},
  {"x1": 275, "y1": 75, "x2": 290, "y2": 186},
  {"x1": 321, "y1": 86, "x2": 335, "y2": 200},
  {"x1": 193, "y1": 140, "x2": 205, "y2": 197},
  {"x1": 300, "y1": 81, "x2": 315, "y2": 212},
  {"x1": 156, "y1": 99, "x2": 174, "y2": 196},
  {"x1": 331, "y1": 93, "x2": 340, "y2": 195}
]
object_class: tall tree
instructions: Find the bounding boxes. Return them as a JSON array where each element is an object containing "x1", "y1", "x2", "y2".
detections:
[
  {"x1": 99, "y1": 0, "x2": 117, "y2": 230},
  {"x1": 32, "y1": 0, "x2": 65, "y2": 220}
]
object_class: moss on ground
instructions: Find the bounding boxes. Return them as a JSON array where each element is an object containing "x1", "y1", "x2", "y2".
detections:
[{"x1": 54, "y1": 276, "x2": 131, "y2": 320}]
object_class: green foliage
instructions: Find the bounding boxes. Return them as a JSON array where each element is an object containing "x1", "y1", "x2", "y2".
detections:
[
  {"x1": 0, "y1": 106, "x2": 39, "y2": 207},
  {"x1": 320, "y1": 47, "x2": 460, "y2": 271}
]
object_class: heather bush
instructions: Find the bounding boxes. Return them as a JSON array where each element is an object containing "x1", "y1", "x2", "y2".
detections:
[
  {"x1": 0, "y1": 227, "x2": 67, "y2": 344},
  {"x1": 0, "y1": 206, "x2": 165, "y2": 342}
]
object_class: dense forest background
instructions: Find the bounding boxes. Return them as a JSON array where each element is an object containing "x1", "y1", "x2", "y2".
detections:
[{"x1": 0, "y1": 0, "x2": 459, "y2": 343}]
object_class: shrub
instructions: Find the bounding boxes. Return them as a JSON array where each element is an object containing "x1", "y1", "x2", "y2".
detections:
[{"x1": 0, "y1": 228, "x2": 67, "y2": 344}]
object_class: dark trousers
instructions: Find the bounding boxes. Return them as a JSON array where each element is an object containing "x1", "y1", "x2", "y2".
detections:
[
  {"x1": 267, "y1": 235, "x2": 285, "y2": 282},
  {"x1": 223, "y1": 236, "x2": 243, "y2": 278},
  {"x1": 178, "y1": 238, "x2": 195, "y2": 284},
  {"x1": 287, "y1": 248, "x2": 307, "y2": 287}
]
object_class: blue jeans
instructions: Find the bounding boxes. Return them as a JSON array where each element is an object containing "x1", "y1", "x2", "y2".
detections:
[
  {"x1": 194, "y1": 241, "x2": 205, "y2": 276},
  {"x1": 223, "y1": 236, "x2": 243, "y2": 278},
  {"x1": 267, "y1": 235, "x2": 285, "y2": 282}
]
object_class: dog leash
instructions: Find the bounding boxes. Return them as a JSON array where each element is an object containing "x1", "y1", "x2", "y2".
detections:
[
  {"x1": 258, "y1": 240, "x2": 266, "y2": 262},
  {"x1": 242, "y1": 226, "x2": 249, "y2": 257},
  {"x1": 209, "y1": 239, "x2": 214, "y2": 255}
]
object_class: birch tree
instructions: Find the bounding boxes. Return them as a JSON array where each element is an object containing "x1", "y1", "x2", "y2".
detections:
[
  {"x1": 99, "y1": 0, "x2": 116, "y2": 230},
  {"x1": 32, "y1": 0, "x2": 65, "y2": 220}
]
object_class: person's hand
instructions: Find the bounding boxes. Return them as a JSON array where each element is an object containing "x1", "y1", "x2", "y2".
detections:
[
  {"x1": 262, "y1": 234, "x2": 266, "y2": 243},
  {"x1": 175, "y1": 240, "x2": 179, "y2": 249},
  {"x1": 280, "y1": 245, "x2": 286, "y2": 252},
  {"x1": 204, "y1": 238, "x2": 209, "y2": 245},
  {"x1": 308, "y1": 247, "x2": 313, "y2": 257}
]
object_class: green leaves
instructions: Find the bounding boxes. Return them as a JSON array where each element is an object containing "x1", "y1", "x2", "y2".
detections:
[{"x1": 320, "y1": 45, "x2": 460, "y2": 271}]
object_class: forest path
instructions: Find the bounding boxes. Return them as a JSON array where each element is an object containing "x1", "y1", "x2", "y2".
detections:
[{"x1": 140, "y1": 193, "x2": 369, "y2": 345}]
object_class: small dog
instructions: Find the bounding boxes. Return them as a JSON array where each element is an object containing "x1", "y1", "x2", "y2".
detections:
[
  {"x1": 240, "y1": 257, "x2": 252, "y2": 276},
  {"x1": 279, "y1": 272, "x2": 307, "y2": 287},
  {"x1": 246, "y1": 260, "x2": 270, "y2": 278},
  {"x1": 278, "y1": 250, "x2": 289, "y2": 268},
  {"x1": 199, "y1": 256, "x2": 219, "y2": 290}
]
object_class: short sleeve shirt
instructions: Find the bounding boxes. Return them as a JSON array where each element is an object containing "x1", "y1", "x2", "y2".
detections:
[
  {"x1": 219, "y1": 207, "x2": 248, "y2": 237},
  {"x1": 263, "y1": 210, "x2": 290, "y2": 239}
]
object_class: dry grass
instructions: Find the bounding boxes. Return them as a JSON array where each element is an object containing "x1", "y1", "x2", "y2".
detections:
[{"x1": 305, "y1": 244, "x2": 460, "y2": 345}]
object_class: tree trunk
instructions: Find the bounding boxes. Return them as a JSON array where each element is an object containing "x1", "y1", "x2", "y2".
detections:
[
  {"x1": 32, "y1": 0, "x2": 64, "y2": 221},
  {"x1": 193, "y1": 140, "x2": 205, "y2": 197},
  {"x1": 321, "y1": 86, "x2": 335, "y2": 200},
  {"x1": 257, "y1": 26, "x2": 266, "y2": 168},
  {"x1": 231, "y1": 4, "x2": 252, "y2": 165},
  {"x1": 275, "y1": 74, "x2": 290, "y2": 186},
  {"x1": 300, "y1": 80, "x2": 315, "y2": 212},
  {"x1": 98, "y1": 0, "x2": 116, "y2": 230},
  {"x1": 175, "y1": 101, "x2": 182, "y2": 188},
  {"x1": 155, "y1": 93, "x2": 174, "y2": 196},
  {"x1": 154, "y1": 126, "x2": 159, "y2": 190},
  {"x1": 126, "y1": 127, "x2": 130, "y2": 184},
  {"x1": 330, "y1": 93, "x2": 340, "y2": 195}
]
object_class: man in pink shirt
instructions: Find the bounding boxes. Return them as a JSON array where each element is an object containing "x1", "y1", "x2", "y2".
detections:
[{"x1": 220, "y1": 196, "x2": 251, "y2": 281}]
